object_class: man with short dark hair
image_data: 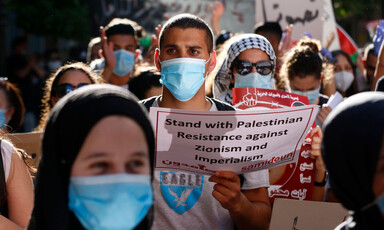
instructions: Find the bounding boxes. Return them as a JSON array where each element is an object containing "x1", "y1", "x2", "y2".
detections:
[
  {"x1": 99, "y1": 18, "x2": 140, "y2": 88},
  {"x1": 144, "y1": 14, "x2": 271, "y2": 230},
  {"x1": 363, "y1": 44, "x2": 377, "y2": 89},
  {"x1": 254, "y1": 22, "x2": 283, "y2": 85},
  {"x1": 254, "y1": 22, "x2": 282, "y2": 58}
]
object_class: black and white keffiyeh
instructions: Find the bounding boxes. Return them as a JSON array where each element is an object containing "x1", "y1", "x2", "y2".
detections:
[{"x1": 213, "y1": 34, "x2": 276, "y2": 99}]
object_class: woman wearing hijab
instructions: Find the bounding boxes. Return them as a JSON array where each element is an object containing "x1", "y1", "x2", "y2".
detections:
[
  {"x1": 322, "y1": 92, "x2": 384, "y2": 229},
  {"x1": 29, "y1": 84, "x2": 155, "y2": 230}
]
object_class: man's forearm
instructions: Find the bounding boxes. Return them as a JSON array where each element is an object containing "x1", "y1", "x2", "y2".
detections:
[{"x1": 229, "y1": 190, "x2": 271, "y2": 230}]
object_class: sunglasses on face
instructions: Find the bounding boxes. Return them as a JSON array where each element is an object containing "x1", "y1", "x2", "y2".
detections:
[
  {"x1": 233, "y1": 60, "x2": 274, "y2": 76},
  {"x1": 54, "y1": 83, "x2": 89, "y2": 98}
]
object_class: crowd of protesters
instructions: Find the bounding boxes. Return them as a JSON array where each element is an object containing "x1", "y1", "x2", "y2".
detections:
[{"x1": 1, "y1": 1, "x2": 384, "y2": 229}]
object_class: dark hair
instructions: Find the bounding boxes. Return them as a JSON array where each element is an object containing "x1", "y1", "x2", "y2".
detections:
[
  {"x1": 281, "y1": 37, "x2": 324, "y2": 80},
  {"x1": 331, "y1": 50, "x2": 356, "y2": 75},
  {"x1": 376, "y1": 76, "x2": 384, "y2": 91},
  {"x1": 216, "y1": 30, "x2": 233, "y2": 47},
  {"x1": 37, "y1": 62, "x2": 102, "y2": 132},
  {"x1": 159, "y1": 13, "x2": 214, "y2": 53},
  {"x1": 364, "y1": 43, "x2": 376, "y2": 60},
  {"x1": 105, "y1": 18, "x2": 136, "y2": 38},
  {"x1": 278, "y1": 37, "x2": 334, "y2": 91},
  {"x1": 0, "y1": 81, "x2": 25, "y2": 133},
  {"x1": 129, "y1": 65, "x2": 161, "y2": 100},
  {"x1": 253, "y1": 22, "x2": 283, "y2": 41}
]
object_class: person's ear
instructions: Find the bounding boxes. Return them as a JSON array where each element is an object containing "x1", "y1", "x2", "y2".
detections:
[
  {"x1": 99, "y1": 49, "x2": 104, "y2": 58},
  {"x1": 208, "y1": 50, "x2": 217, "y2": 72},
  {"x1": 154, "y1": 48, "x2": 161, "y2": 71}
]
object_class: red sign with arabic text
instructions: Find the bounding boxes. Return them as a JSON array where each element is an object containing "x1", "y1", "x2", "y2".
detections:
[{"x1": 233, "y1": 88, "x2": 316, "y2": 202}]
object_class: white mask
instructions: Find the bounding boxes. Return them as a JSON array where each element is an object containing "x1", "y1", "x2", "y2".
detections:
[{"x1": 334, "y1": 71, "x2": 354, "y2": 92}]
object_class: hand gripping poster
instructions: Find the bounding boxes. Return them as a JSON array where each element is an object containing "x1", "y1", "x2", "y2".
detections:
[{"x1": 233, "y1": 88, "x2": 316, "y2": 202}]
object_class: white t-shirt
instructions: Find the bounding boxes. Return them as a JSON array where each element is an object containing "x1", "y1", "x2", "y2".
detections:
[
  {"x1": 1, "y1": 140, "x2": 15, "y2": 182},
  {"x1": 151, "y1": 98, "x2": 218, "y2": 111},
  {"x1": 150, "y1": 98, "x2": 270, "y2": 230}
]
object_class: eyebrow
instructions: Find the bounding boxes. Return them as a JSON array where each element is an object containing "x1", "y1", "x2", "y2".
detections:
[
  {"x1": 82, "y1": 151, "x2": 148, "y2": 160},
  {"x1": 163, "y1": 44, "x2": 203, "y2": 50},
  {"x1": 186, "y1": 45, "x2": 203, "y2": 50},
  {"x1": 83, "y1": 152, "x2": 107, "y2": 160},
  {"x1": 163, "y1": 44, "x2": 178, "y2": 49},
  {"x1": 113, "y1": 44, "x2": 135, "y2": 48},
  {"x1": 131, "y1": 152, "x2": 149, "y2": 158}
]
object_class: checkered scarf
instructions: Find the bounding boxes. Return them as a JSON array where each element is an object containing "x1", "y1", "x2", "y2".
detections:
[{"x1": 213, "y1": 34, "x2": 276, "y2": 99}]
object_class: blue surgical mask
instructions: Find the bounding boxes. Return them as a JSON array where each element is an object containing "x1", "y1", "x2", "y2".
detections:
[
  {"x1": 291, "y1": 86, "x2": 321, "y2": 104},
  {"x1": 0, "y1": 109, "x2": 7, "y2": 129},
  {"x1": 234, "y1": 72, "x2": 272, "y2": 89},
  {"x1": 68, "y1": 174, "x2": 153, "y2": 230},
  {"x1": 159, "y1": 57, "x2": 209, "y2": 101},
  {"x1": 113, "y1": 49, "x2": 135, "y2": 77}
]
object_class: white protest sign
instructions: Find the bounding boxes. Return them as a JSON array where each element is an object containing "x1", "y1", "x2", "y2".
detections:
[
  {"x1": 270, "y1": 198, "x2": 348, "y2": 230},
  {"x1": 326, "y1": 91, "x2": 343, "y2": 110},
  {"x1": 322, "y1": 0, "x2": 340, "y2": 51},
  {"x1": 255, "y1": 0, "x2": 324, "y2": 42},
  {"x1": 150, "y1": 105, "x2": 318, "y2": 175},
  {"x1": 159, "y1": 0, "x2": 255, "y2": 34}
]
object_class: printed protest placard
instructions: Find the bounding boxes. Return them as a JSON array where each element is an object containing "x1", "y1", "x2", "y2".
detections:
[
  {"x1": 150, "y1": 105, "x2": 318, "y2": 175},
  {"x1": 8, "y1": 132, "x2": 43, "y2": 166},
  {"x1": 270, "y1": 199, "x2": 348, "y2": 230},
  {"x1": 255, "y1": 0, "x2": 324, "y2": 43},
  {"x1": 233, "y1": 88, "x2": 310, "y2": 109},
  {"x1": 90, "y1": 0, "x2": 255, "y2": 38},
  {"x1": 159, "y1": 0, "x2": 256, "y2": 34},
  {"x1": 323, "y1": 0, "x2": 340, "y2": 51},
  {"x1": 233, "y1": 88, "x2": 317, "y2": 201}
]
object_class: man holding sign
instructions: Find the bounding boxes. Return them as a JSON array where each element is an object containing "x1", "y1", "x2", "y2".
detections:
[{"x1": 143, "y1": 14, "x2": 271, "y2": 230}]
